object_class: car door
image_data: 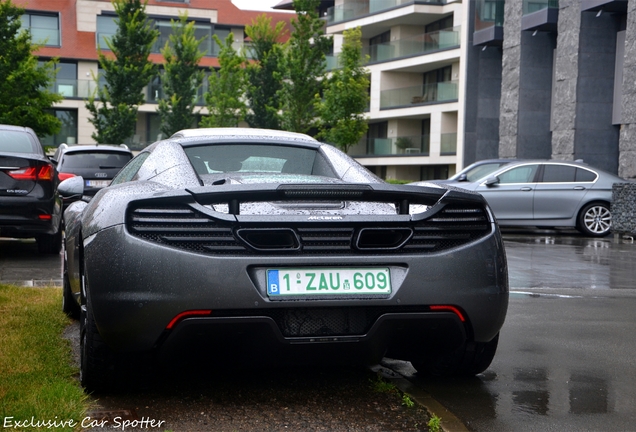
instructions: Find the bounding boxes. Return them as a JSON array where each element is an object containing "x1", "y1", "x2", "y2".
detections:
[
  {"x1": 475, "y1": 163, "x2": 540, "y2": 222},
  {"x1": 533, "y1": 163, "x2": 596, "y2": 221}
]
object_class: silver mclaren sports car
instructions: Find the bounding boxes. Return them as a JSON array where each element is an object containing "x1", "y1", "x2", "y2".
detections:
[{"x1": 59, "y1": 128, "x2": 508, "y2": 392}]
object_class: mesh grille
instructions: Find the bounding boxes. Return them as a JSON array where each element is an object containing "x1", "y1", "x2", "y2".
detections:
[
  {"x1": 127, "y1": 204, "x2": 491, "y2": 256},
  {"x1": 213, "y1": 306, "x2": 432, "y2": 337}
]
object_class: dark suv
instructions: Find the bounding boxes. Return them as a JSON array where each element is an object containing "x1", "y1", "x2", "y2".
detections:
[
  {"x1": 0, "y1": 125, "x2": 62, "y2": 254},
  {"x1": 52, "y1": 144, "x2": 133, "y2": 197}
]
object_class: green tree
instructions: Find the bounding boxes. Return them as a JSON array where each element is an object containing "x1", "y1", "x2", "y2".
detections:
[
  {"x1": 316, "y1": 27, "x2": 369, "y2": 153},
  {"x1": 244, "y1": 15, "x2": 286, "y2": 130},
  {"x1": 157, "y1": 13, "x2": 205, "y2": 137},
  {"x1": 278, "y1": 0, "x2": 332, "y2": 135},
  {"x1": 200, "y1": 32, "x2": 247, "y2": 128},
  {"x1": 0, "y1": 0, "x2": 62, "y2": 137},
  {"x1": 86, "y1": 0, "x2": 158, "y2": 144}
]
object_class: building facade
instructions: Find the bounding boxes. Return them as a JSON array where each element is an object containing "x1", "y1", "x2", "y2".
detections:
[
  {"x1": 315, "y1": 0, "x2": 467, "y2": 181},
  {"x1": 468, "y1": 0, "x2": 636, "y2": 180},
  {"x1": 16, "y1": 0, "x2": 292, "y2": 149}
]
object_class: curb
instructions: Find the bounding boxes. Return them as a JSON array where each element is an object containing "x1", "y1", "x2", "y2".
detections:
[{"x1": 372, "y1": 365, "x2": 469, "y2": 432}]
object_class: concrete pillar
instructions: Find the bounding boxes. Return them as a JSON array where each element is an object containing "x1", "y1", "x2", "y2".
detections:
[
  {"x1": 619, "y1": 2, "x2": 636, "y2": 179},
  {"x1": 499, "y1": 0, "x2": 523, "y2": 158},
  {"x1": 551, "y1": 0, "x2": 581, "y2": 161}
]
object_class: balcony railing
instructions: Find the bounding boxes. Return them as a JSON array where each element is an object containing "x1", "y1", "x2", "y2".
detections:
[
  {"x1": 326, "y1": 0, "x2": 447, "y2": 25},
  {"x1": 352, "y1": 134, "x2": 431, "y2": 156},
  {"x1": 523, "y1": 0, "x2": 559, "y2": 15},
  {"x1": 380, "y1": 81, "x2": 458, "y2": 109},
  {"x1": 49, "y1": 79, "x2": 98, "y2": 98},
  {"x1": 326, "y1": 27, "x2": 459, "y2": 70}
]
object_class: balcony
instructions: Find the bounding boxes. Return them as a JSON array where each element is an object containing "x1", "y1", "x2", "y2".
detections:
[
  {"x1": 50, "y1": 79, "x2": 98, "y2": 99},
  {"x1": 326, "y1": 0, "x2": 447, "y2": 25},
  {"x1": 366, "y1": 27, "x2": 460, "y2": 63},
  {"x1": 353, "y1": 134, "x2": 431, "y2": 156},
  {"x1": 473, "y1": 0, "x2": 504, "y2": 46},
  {"x1": 380, "y1": 81, "x2": 458, "y2": 109},
  {"x1": 326, "y1": 27, "x2": 460, "y2": 70},
  {"x1": 521, "y1": 0, "x2": 559, "y2": 32}
]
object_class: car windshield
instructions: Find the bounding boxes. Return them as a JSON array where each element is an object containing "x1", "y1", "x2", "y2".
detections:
[
  {"x1": 61, "y1": 152, "x2": 132, "y2": 169},
  {"x1": 184, "y1": 144, "x2": 337, "y2": 178},
  {"x1": 0, "y1": 130, "x2": 39, "y2": 154},
  {"x1": 452, "y1": 162, "x2": 509, "y2": 182}
]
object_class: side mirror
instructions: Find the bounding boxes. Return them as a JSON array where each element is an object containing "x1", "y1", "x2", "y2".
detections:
[
  {"x1": 456, "y1": 173, "x2": 467, "y2": 182},
  {"x1": 58, "y1": 176, "x2": 85, "y2": 198},
  {"x1": 485, "y1": 176, "x2": 499, "y2": 187}
]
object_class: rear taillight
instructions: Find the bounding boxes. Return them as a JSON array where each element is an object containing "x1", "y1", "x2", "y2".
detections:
[
  {"x1": 58, "y1": 172, "x2": 76, "y2": 181},
  {"x1": 8, "y1": 165, "x2": 54, "y2": 181}
]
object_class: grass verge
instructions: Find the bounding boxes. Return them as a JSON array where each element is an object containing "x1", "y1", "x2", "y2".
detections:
[{"x1": 0, "y1": 284, "x2": 87, "y2": 431}]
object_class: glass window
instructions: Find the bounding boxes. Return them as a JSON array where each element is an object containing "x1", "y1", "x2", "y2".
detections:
[
  {"x1": 40, "y1": 110, "x2": 78, "y2": 147},
  {"x1": 576, "y1": 168, "x2": 597, "y2": 182},
  {"x1": 96, "y1": 15, "x2": 117, "y2": 50},
  {"x1": 59, "y1": 152, "x2": 132, "y2": 170},
  {"x1": 111, "y1": 152, "x2": 150, "y2": 185},
  {"x1": 497, "y1": 165, "x2": 539, "y2": 184},
  {"x1": 0, "y1": 131, "x2": 39, "y2": 153},
  {"x1": 21, "y1": 12, "x2": 59, "y2": 46},
  {"x1": 184, "y1": 144, "x2": 336, "y2": 178},
  {"x1": 542, "y1": 164, "x2": 576, "y2": 182}
]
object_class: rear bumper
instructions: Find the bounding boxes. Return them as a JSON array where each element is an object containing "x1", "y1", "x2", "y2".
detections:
[
  {"x1": 84, "y1": 223, "x2": 508, "y2": 355},
  {"x1": 0, "y1": 195, "x2": 61, "y2": 236}
]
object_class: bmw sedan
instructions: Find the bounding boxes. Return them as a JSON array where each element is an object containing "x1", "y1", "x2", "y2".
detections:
[
  {"x1": 59, "y1": 128, "x2": 508, "y2": 391},
  {"x1": 0, "y1": 124, "x2": 62, "y2": 253},
  {"x1": 414, "y1": 160, "x2": 626, "y2": 237}
]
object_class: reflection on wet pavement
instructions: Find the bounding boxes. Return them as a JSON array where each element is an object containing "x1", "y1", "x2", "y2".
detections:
[
  {"x1": 389, "y1": 232, "x2": 636, "y2": 432},
  {"x1": 503, "y1": 233, "x2": 636, "y2": 290}
]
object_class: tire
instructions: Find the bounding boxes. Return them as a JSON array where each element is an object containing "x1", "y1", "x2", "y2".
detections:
[
  {"x1": 79, "y1": 271, "x2": 154, "y2": 392},
  {"x1": 80, "y1": 288, "x2": 119, "y2": 393},
  {"x1": 37, "y1": 223, "x2": 62, "y2": 254},
  {"x1": 411, "y1": 333, "x2": 500, "y2": 377},
  {"x1": 62, "y1": 241, "x2": 80, "y2": 319},
  {"x1": 62, "y1": 273, "x2": 80, "y2": 319},
  {"x1": 577, "y1": 202, "x2": 611, "y2": 237}
]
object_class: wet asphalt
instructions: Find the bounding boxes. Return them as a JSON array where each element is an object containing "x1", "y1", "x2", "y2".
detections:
[{"x1": 1, "y1": 229, "x2": 635, "y2": 431}]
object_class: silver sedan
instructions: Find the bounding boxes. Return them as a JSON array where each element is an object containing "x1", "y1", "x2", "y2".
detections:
[{"x1": 413, "y1": 160, "x2": 628, "y2": 237}]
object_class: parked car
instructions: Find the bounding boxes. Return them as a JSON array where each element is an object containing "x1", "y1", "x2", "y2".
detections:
[
  {"x1": 412, "y1": 159, "x2": 627, "y2": 237},
  {"x1": 60, "y1": 128, "x2": 508, "y2": 391},
  {"x1": 51, "y1": 143, "x2": 133, "y2": 197},
  {"x1": 0, "y1": 124, "x2": 62, "y2": 254},
  {"x1": 438, "y1": 158, "x2": 518, "y2": 183}
]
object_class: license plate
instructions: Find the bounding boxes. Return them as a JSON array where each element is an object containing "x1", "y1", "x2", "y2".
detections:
[
  {"x1": 267, "y1": 267, "x2": 391, "y2": 296},
  {"x1": 86, "y1": 180, "x2": 110, "y2": 188}
]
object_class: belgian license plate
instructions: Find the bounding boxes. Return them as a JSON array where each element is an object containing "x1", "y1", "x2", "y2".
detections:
[
  {"x1": 267, "y1": 267, "x2": 391, "y2": 296},
  {"x1": 86, "y1": 180, "x2": 110, "y2": 188}
]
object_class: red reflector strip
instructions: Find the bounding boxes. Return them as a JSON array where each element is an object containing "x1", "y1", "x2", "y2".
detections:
[
  {"x1": 166, "y1": 310, "x2": 212, "y2": 330},
  {"x1": 430, "y1": 305, "x2": 466, "y2": 322},
  {"x1": 38, "y1": 214, "x2": 52, "y2": 221}
]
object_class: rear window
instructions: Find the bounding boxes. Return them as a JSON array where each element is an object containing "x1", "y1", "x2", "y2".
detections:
[
  {"x1": 60, "y1": 152, "x2": 132, "y2": 169},
  {"x1": 0, "y1": 130, "x2": 39, "y2": 154},
  {"x1": 184, "y1": 144, "x2": 337, "y2": 178}
]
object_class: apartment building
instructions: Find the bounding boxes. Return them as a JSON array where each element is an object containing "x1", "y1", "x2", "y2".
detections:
[
  {"x1": 274, "y1": 0, "x2": 467, "y2": 181},
  {"x1": 467, "y1": 0, "x2": 636, "y2": 180},
  {"x1": 16, "y1": 0, "x2": 293, "y2": 149}
]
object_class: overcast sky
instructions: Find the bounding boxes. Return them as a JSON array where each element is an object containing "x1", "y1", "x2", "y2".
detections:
[{"x1": 231, "y1": 0, "x2": 285, "y2": 11}]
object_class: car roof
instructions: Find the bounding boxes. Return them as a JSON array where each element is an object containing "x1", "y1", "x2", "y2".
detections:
[
  {"x1": 61, "y1": 145, "x2": 131, "y2": 153},
  {"x1": 170, "y1": 128, "x2": 321, "y2": 147}
]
